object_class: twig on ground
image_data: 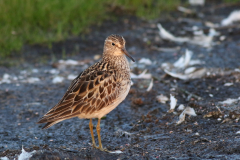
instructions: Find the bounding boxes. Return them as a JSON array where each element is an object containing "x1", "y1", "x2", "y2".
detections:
[{"x1": 179, "y1": 88, "x2": 202, "y2": 100}]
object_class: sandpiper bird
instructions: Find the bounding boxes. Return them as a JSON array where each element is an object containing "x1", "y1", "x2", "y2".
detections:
[{"x1": 38, "y1": 34, "x2": 135, "y2": 152}]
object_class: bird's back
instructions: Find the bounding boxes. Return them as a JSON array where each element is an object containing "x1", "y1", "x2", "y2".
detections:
[{"x1": 38, "y1": 55, "x2": 131, "y2": 129}]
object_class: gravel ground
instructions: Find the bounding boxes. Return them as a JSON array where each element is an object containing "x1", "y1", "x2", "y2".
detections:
[{"x1": 1, "y1": 1, "x2": 240, "y2": 160}]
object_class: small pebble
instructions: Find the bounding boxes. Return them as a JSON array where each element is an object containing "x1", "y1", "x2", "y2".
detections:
[{"x1": 94, "y1": 54, "x2": 101, "y2": 60}]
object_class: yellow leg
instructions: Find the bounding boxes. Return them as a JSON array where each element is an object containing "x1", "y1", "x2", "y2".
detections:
[
  {"x1": 89, "y1": 119, "x2": 97, "y2": 148},
  {"x1": 96, "y1": 118, "x2": 109, "y2": 152}
]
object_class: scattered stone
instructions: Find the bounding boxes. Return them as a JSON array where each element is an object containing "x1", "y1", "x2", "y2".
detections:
[
  {"x1": 52, "y1": 76, "x2": 64, "y2": 83},
  {"x1": 156, "y1": 94, "x2": 169, "y2": 104}
]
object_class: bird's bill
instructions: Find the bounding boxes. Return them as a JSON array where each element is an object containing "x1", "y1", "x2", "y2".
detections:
[{"x1": 122, "y1": 48, "x2": 135, "y2": 62}]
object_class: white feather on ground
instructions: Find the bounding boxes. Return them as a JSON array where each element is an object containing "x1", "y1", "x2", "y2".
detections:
[
  {"x1": 169, "y1": 94, "x2": 177, "y2": 112},
  {"x1": 176, "y1": 107, "x2": 197, "y2": 125},
  {"x1": 18, "y1": 147, "x2": 36, "y2": 160},
  {"x1": 156, "y1": 94, "x2": 169, "y2": 104},
  {"x1": 158, "y1": 23, "x2": 216, "y2": 48},
  {"x1": 219, "y1": 97, "x2": 240, "y2": 105},
  {"x1": 221, "y1": 10, "x2": 240, "y2": 26},
  {"x1": 146, "y1": 78, "x2": 153, "y2": 92},
  {"x1": 161, "y1": 49, "x2": 206, "y2": 80},
  {"x1": 130, "y1": 69, "x2": 152, "y2": 79}
]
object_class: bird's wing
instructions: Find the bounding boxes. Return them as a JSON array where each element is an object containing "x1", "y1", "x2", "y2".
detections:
[{"x1": 38, "y1": 69, "x2": 121, "y2": 129}]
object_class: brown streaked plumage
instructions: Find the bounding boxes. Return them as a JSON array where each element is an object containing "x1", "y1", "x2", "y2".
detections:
[{"x1": 37, "y1": 34, "x2": 135, "y2": 152}]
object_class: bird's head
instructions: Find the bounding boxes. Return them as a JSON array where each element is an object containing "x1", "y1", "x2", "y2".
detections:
[{"x1": 103, "y1": 34, "x2": 135, "y2": 62}]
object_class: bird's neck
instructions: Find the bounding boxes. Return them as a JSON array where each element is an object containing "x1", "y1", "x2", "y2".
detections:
[{"x1": 102, "y1": 54, "x2": 130, "y2": 71}]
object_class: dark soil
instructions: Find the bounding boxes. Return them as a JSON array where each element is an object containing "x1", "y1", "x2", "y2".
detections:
[{"x1": 1, "y1": 1, "x2": 240, "y2": 160}]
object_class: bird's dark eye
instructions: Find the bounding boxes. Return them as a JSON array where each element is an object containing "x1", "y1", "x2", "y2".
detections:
[{"x1": 112, "y1": 43, "x2": 115, "y2": 46}]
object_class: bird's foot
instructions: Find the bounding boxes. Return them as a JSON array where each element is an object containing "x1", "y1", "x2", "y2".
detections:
[
  {"x1": 98, "y1": 147, "x2": 110, "y2": 152},
  {"x1": 93, "y1": 145, "x2": 110, "y2": 152},
  {"x1": 92, "y1": 143, "x2": 98, "y2": 149}
]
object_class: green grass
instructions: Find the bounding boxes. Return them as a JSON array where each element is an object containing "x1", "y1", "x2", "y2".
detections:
[
  {"x1": 0, "y1": 0, "x2": 180, "y2": 57},
  {"x1": 113, "y1": 1, "x2": 181, "y2": 19},
  {"x1": 224, "y1": 0, "x2": 240, "y2": 3}
]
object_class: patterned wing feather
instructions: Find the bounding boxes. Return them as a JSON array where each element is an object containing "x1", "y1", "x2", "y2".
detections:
[{"x1": 37, "y1": 69, "x2": 120, "y2": 129}]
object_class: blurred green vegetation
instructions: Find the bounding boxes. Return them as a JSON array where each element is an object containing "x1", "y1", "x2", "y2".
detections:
[
  {"x1": 224, "y1": 0, "x2": 240, "y2": 3},
  {"x1": 0, "y1": 0, "x2": 181, "y2": 57},
  {"x1": 0, "y1": 0, "x2": 238, "y2": 57}
]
